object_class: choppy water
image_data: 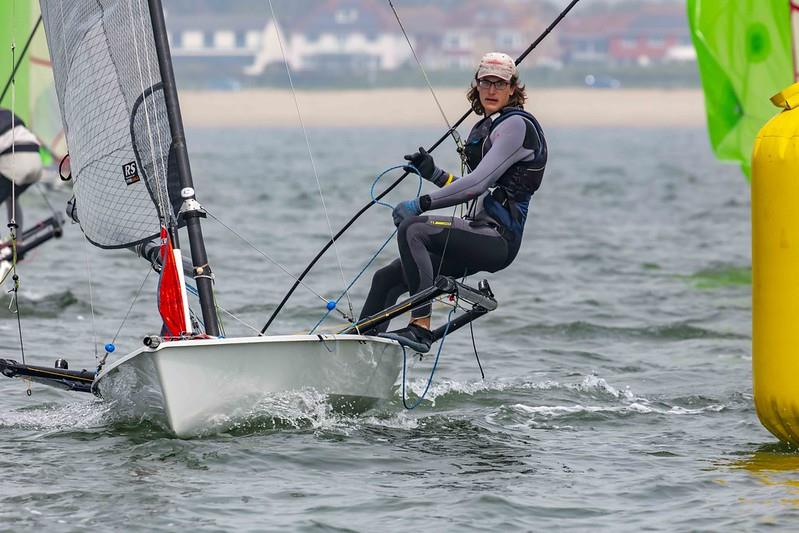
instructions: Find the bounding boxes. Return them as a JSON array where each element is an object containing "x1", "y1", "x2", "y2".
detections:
[{"x1": 0, "y1": 122, "x2": 779, "y2": 531}]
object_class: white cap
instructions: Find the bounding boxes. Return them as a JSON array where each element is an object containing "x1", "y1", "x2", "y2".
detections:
[{"x1": 476, "y1": 52, "x2": 517, "y2": 82}]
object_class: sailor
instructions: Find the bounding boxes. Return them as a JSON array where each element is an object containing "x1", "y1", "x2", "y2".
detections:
[
  {"x1": 0, "y1": 107, "x2": 43, "y2": 234},
  {"x1": 359, "y1": 52, "x2": 547, "y2": 353}
]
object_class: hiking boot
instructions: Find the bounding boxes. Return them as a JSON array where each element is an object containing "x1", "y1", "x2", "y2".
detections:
[{"x1": 379, "y1": 323, "x2": 433, "y2": 353}]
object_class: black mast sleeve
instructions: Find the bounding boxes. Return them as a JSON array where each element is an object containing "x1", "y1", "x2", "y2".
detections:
[{"x1": 147, "y1": 0, "x2": 220, "y2": 336}]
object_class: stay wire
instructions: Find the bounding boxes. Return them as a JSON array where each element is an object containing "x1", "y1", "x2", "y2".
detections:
[
  {"x1": 266, "y1": 0, "x2": 355, "y2": 321},
  {"x1": 0, "y1": 15, "x2": 40, "y2": 104},
  {"x1": 97, "y1": 266, "x2": 153, "y2": 371},
  {"x1": 204, "y1": 208, "x2": 349, "y2": 320},
  {"x1": 9, "y1": 0, "x2": 17, "y2": 240},
  {"x1": 184, "y1": 283, "x2": 261, "y2": 336},
  {"x1": 308, "y1": 165, "x2": 422, "y2": 334},
  {"x1": 5, "y1": 0, "x2": 25, "y2": 371},
  {"x1": 260, "y1": 0, "x2": 582, "y2": 334},
  {"x1": 387, "y1": 1, "x2": 454, "y2": 133},
  {"x1": 387, "y1": 0, "x2": 468, "y2": 170},
  {"x1": 33, "y1": 183, "x2": 62, "y2": 220},
  {"x1": 82, "y1": 236, "x2": 99, "y2": 360},
  {"x1": 110, "y1": 267, "x2": 152, "y2": 345}
]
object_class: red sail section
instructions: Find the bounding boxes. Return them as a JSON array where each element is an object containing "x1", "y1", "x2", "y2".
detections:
[{"x1": 158, "y1": 226, "x2": 187, "y2": 337}]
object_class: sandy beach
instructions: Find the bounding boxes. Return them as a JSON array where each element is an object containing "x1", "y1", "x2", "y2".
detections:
[{"x1": 179, "y1": 88, "x2": 707, "y2": 129}]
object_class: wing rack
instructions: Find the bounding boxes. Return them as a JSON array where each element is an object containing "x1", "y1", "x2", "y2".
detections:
[
  {"x1": 0, "y1": 358, "x2": 95, "y2": 393},
  {"x1": 339, "y1": 276, "x2": 497, "y2": 342}
]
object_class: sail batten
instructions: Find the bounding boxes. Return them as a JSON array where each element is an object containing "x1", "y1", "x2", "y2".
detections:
[{"x1": 39, "y1": 0, "x2": 178, "y2": 248}]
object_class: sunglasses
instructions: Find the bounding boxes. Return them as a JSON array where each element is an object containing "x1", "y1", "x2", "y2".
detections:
[{"x1": 476, "y1": 79, "x2": 510, "y2": 90}]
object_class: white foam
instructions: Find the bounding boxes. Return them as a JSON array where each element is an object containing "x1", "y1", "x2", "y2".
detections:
[
  {"x1": 399, "y1": 373, "x2": 644, "y2": 405},
  {"x1": 505, "y1": 401, "x2": 725, "y2": 421},
  {"x1": 211, "y1": 389, "x2": 420, "y2": 435},
  {"x1": 0, "y1": 399, "x2": 111, "y2": 434}
]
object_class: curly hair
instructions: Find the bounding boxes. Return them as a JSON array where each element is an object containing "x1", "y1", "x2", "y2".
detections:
[{"x1": 467, "y1": 75, "x2": 527, "y2": 116}]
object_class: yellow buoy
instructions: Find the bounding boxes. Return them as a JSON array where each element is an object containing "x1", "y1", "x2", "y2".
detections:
[{"x1": 752, "y1": 82, "x2": 799, "y2": 445}]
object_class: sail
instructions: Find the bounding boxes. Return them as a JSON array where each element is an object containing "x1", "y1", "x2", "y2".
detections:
[
  {"x1": 0, "y1": 1, "x2": 32, "y2": 118},
  {"x1": 0, "y1": 3, "x2": 67, "y2": 161},
  {"x1": 28, "y1": 4, "x2": 67, "y2": 162},
  {"x1": 687, "y1": 0, "x2": 794, "y2": 178},
  {"x1": 39, "y1": 0, "x2": 181, "y2": 248}
]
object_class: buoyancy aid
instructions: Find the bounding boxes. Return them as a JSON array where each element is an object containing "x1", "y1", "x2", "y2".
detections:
[{"x1": 463, "y1": 107, "x2": 547, "y2": 239}]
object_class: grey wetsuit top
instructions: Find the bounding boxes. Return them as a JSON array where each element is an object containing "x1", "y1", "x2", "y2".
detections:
[{"x1": 425, "y1": 114, "x2": 539, "y2": 221}]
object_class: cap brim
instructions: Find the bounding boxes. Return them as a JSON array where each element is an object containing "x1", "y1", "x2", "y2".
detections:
[{"x1": 477, "y1": 73, "x2": 512, "y2": 81}]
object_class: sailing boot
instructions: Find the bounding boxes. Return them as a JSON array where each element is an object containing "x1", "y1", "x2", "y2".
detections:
[{"x1": 379, "y1": 323, "x2": 433, "y2": 353}]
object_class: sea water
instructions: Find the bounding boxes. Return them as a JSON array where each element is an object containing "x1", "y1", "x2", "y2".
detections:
[{"x1": 0, "y1": 125, "x2": 773, "y2": 531}]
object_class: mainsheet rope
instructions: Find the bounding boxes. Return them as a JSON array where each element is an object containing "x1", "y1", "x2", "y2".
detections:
[
  {"x1": 266, "y1": 0, "x2": 356, "y2": 321},
  {"x1": 401, "y1": 296, "x2": 459, "y2": 410}
]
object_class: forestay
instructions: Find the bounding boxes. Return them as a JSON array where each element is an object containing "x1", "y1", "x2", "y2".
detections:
[{"x1": 40, "y1": 0, "x2": 181, "y2": 248}]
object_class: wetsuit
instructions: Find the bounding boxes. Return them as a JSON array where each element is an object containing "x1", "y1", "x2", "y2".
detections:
[{"x1": 360, "y1": 106, "x2": 547, "y2": 330}]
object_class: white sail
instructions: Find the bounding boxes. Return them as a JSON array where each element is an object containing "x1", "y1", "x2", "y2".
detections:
[
  {"x1": 28, "y1": 4, "x2": 67, "y2": 161},
  {"x1": 39, "y1": 0, "x2": 180, "y2": 248}
]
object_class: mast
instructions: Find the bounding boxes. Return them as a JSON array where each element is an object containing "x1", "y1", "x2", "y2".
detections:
[{"x1": 146, "y1": 0, "x2": 220, "y2": 336}]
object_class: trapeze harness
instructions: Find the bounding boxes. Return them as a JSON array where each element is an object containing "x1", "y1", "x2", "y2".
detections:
[{"x1": 464, "y1": 106, "x2": 547, "y2": 266}]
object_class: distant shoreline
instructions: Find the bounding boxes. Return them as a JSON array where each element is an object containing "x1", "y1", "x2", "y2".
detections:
[{"x1": 178, "y1": 88, "x2": 707, "y2": 128}]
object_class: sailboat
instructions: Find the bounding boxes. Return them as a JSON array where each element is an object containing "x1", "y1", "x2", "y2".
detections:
[
  {"x1": 0, "y1": 3, "x2": 68, "y2": 285},
  {"x1": 0, "y1": 0, "x2": 497, "y2": 437},
  {"x1": 0, "y1": 214, "x2": 65, "y2": 283}
]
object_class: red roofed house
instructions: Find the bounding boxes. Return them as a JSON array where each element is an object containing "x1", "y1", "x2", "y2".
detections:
[{"x1": 560, "y1": 4, "x2": 692, "y2": 65}]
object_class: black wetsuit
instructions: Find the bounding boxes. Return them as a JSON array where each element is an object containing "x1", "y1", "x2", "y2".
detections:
[{"x1": 360, "y1": 107, "x2": 547, "y2": 330}]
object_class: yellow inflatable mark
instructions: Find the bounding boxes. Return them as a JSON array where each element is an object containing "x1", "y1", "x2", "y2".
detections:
[{"x1": 753, "y1": 82, "x2": 799, "y2": 446}]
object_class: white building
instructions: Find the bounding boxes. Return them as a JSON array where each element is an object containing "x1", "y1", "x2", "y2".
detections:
[{"x1": 286, "y1": 0, "x2": 411, "y2": 73}]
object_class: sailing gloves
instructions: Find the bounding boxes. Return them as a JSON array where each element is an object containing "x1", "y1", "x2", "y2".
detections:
[
  {"x1": 394, "y1": 146, "x2": 451, "y2": 226},
  {"x1": 403, "y1": 147, "x2": 449, "y2": 187},
  {"x1": 392, "y1": 198, "x2": 422, "y2": 227}
]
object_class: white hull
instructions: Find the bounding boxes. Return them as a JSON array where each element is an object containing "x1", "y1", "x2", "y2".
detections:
[{"x1": 95, "y1": 334, "x2": 403, "y2": 437}]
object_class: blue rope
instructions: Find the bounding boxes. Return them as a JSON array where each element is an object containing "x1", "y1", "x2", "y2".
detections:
[
  {"x1": 308, "y1": 164, "x2": 422, "y2": 334},
  {"x1": 401, "y1": 305, "x2": 456, "y2": 410}
]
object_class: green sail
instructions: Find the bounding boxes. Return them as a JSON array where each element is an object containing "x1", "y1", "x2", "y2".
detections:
[
  {"x1": 0, "y1": 1, "x2": 33, "y2": 121},
  {"x1": 0, "y1": 3, "x2": 65, "y2": 160},
  {"x1": 687, "y1": 0, "x2": 794, "y2": 178}
]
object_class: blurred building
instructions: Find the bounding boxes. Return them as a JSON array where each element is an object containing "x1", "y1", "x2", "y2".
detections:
[
  {"x1": 398, "y1": 0, "x2": 556, "y2": 70},
  {"x1": 165, "y1": 1, "x2": 267, "y2": 87},
  {"x1": 559, "y1": 4, "x2": 694, "y2": 65},
  {"x1": 287, "y1": 0, "x2": 411, "y2": 73},
  {"x1": 163, "y1": 0, "x2": 694, "y2": 85}
]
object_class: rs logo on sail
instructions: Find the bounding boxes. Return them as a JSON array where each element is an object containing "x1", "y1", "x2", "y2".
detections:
[{"x1": 122, "y1": 161, "x2": 140, "y2": 185}]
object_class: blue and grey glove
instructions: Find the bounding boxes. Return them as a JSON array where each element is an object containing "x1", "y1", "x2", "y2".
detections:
[
  {"x1": 392, "y1": 198, "x2": 422, "y2": 227},
  {"x1": 403, "y1": 147, "x2": 449, "y2": 187}
]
